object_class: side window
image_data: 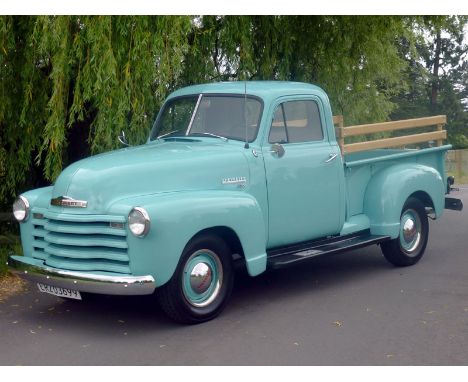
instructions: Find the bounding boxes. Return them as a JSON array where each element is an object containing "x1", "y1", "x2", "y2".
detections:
[
  {"x1": 268, "y1": 106, "x2": 288, "y2": 144},
  {"x1": 268, "y1": 100, "x2": 323, "y2": 144}
]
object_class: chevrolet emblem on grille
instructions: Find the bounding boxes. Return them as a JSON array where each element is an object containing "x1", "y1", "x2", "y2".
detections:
[{"x1": 50, "y1": 196, "x2": 88, "y2": 208}]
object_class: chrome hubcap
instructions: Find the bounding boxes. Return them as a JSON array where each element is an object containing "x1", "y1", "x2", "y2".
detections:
[
  {"x1": 403, "y1": 218, "x2": 417, "y2": 243},
  {"x1": 189, "y1": 263, "x2": 212, "y2": 294},
  {"x1": 400, "y1": 209, "x2": 422, "y2": 255},
  {"x1": 182, "y1": 249, "x2": 223, "y2": 308}
]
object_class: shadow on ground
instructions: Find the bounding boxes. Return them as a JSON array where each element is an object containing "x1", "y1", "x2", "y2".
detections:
[{"x1": 8, "y1": 246, "x2": 391, "y2": 334}]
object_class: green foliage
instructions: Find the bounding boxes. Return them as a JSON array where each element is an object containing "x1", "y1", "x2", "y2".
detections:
[
  {"x1": 0, "y1": 16, "x2": 191, "y2": 205},
  {"x1": 0, "y1": 15, "x2": 467, "y2": 206},
  {"x1": 182, "y1": 16, "x2": 410, "y2": 125},
  {"x1": 0, "y1": 16, "x2": 48, "y2": 205},
  {"x1": 391, "y1": 16, "x2": 468, "y2": 148}
]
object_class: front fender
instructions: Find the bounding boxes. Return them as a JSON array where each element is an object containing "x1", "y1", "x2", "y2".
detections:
[
  {"x1": 109, "y1": 191, "x2": 267, "y2": 287},
  {"x1": 363, "y1": 163, "x2": 445, "y2": 238}
]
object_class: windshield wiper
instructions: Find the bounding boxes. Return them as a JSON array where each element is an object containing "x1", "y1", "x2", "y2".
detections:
[
  {"x1": 157, "y1": 129, "x2": 228, "y2": 142},
  {"x1": 189, "y1": 132, "x2": 228, "y2": 142},
  {"x1": 156, "y1": 130, "x2": 182, "y2": 140}
]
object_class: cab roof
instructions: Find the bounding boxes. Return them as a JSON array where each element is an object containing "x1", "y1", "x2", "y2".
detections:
[{"x1": 167, "y1": 81, "x2": 328, "y2": 104}]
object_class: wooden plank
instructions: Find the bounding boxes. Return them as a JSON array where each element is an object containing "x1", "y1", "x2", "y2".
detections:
[
  {"x1": 343, "y1": 115, "x2": 447, "y2": 137},
  {"x1": 436, "y1": 123, "x2": 443, "y2": 146},
  {"x1": 333, "y1": 115, "x2": 345, "y2": 154},
  {"x1": 344, "y1": 130, "x2": 447, "y2": 154},
  {"x1": 334, "y1": 127, "x2": 344, "y2": 154},
  {"x1": 334, "y1": 115, "x2": 344, "y2": 154}
]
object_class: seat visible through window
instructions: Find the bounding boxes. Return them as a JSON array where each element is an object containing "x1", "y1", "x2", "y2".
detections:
[{"x1": 269, "y1": 100, "x2": 323, "y2": 144}]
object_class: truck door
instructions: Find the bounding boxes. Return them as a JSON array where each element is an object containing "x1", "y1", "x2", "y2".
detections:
[{"x1": 262, "y1": 98, "x2": 343, "y2": 248}]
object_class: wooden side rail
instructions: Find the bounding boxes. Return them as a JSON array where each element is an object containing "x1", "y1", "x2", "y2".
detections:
[
  {"x1": 333, "y1": 115, "x2": 344, "y2": 153},
  {"x1": 332, "y1": 115, "x2": 447, "y2": 154}
]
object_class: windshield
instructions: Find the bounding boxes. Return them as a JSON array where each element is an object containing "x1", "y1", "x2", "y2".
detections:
[{"x1": 150, "y1": 94, "x2": 263, "y2": 142}]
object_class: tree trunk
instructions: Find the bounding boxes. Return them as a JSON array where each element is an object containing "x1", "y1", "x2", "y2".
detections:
[{"x1": 431, "y1": 29, "x2": 441, "y2": 112}]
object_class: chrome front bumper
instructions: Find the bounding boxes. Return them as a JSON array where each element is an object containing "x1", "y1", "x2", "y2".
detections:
[{"x1": 7, "y1": 255, "x2": 156, "y2": 296}]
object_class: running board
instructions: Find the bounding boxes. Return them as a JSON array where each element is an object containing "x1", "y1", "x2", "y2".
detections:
[{"x1": 267, "y1": 231, "x2": 390, "y2": 269}]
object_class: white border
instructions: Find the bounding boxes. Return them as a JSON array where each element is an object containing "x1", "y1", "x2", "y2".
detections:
[
  {"x1": 3, "y1": 366, "x2": 468, "y2": 381},
  {"x1": 1, "y1": 0, "x2": 468, "y2": 16}
]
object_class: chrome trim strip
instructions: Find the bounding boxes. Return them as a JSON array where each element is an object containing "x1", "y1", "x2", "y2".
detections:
[
  {"x1": 325, "y1": 153, "x2": 339, "y2": 163},
  {"x1": 20, "y1": 195, "x2": 30, "y2": 218},
  {"x1": 51, "y1": 196, "x2": 88, "y2": 208},
  {"x1": 8, "y1": 255, "x2": 156, "y2": 296},
  {"x1": 345, "y1": 144, "x2": 451, "y2": 168},
  {"x1": 185, "y1": 93, "x2": 203, "y2": 135}
]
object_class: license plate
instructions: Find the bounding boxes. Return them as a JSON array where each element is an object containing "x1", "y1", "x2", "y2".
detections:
[{"x1": 37, "y1": 283, "x2": 82, "y2": 300}]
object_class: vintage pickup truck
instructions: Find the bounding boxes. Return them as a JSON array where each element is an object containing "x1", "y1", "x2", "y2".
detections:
[{"x1": 9, "y1": 81, "x2": 463, "y2": 323}]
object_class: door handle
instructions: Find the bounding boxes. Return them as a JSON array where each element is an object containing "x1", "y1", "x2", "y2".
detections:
[
  {"x1": 269, "y1": 143, "x2": 285, "y2": 158},
  {"x1": 325, "y1": 153, "x2": 339, "y2": 163}
]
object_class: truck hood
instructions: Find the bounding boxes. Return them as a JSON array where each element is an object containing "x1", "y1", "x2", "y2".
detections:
[{"x1": 51, "y1": 140, "x2": 250, "y2": 214}]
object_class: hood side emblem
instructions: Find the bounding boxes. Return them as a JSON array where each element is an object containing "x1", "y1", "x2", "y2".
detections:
[
  {"x1": 222, "y1": 177, "x2": 247, "y2": 187},
  {"x1": 51, "y1": 196, "x2": 88, "y2": 208}
]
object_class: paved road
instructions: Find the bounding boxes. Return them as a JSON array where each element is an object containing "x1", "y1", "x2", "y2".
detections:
[{"x1": 1, "y1": 188, "x2": 467, "y2": 365}]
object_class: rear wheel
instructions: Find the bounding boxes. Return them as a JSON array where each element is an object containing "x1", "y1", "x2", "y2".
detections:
[
  {"x1": 381, "y1": 197, "x2": 429, "y2": 267},
  {"x1": 157, "y1": 234, "x2": 234, "y2": 324}
]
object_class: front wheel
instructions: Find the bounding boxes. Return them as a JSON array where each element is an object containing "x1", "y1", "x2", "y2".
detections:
[
  {"x1": 157, "y1": 234, "x2": 234, "y2": 324},
  {"x1": 381, "y1": 197, "x2": 429, "y2": 267}
]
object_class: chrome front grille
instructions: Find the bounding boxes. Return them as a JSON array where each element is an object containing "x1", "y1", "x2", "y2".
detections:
[{"x1": 31, "y1": 211, "x2": 130, "y2": 274}]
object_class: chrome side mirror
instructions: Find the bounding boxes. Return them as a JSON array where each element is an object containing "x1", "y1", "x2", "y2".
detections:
[
  {"x1": 269, "y1": 143, "x2": 285, "y2": 158},
  {"x1": 118, "y1": 131, "x2": 129, "y2": 146}
]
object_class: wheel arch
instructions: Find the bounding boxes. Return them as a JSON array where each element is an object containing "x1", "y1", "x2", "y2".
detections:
[
  {"x1": 188, "y1": 226, "x2": 245, "y2": 263},
  {"x1": 409, "y1": 190, "x2": 435, "y2": 210}
]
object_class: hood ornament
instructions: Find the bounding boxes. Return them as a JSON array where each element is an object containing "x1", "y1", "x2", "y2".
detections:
[{"x1": 51, "y1": 196, "x2": 88, "y2": 208}]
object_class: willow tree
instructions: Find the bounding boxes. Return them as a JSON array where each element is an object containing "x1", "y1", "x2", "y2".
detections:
[
  {"x1": 0, "y1": 16, "x2": 191, "y2": 204},
  {"x1": 181, "y1": 16, "x2": 411, "y2": 125},
  {"x1": 1, "y1": 15, "x2": 455, "y2": 206}
]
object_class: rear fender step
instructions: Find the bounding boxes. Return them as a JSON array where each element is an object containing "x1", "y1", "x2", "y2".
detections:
[{"x1": 267, "y1": 230, "x2": 390, "y2": 269}]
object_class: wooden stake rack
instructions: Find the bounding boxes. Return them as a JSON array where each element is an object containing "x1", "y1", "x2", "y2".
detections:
[{"x1": 333, "y1": 115, "x2": 447, "y2": 154}]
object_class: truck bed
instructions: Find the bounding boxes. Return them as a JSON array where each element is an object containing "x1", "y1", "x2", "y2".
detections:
[
  {"x1": 339, "y1": 145, "x2": 450, "y2": 236},
  {"x1": 332, "y1": 115, "x2": 450, "y2": 236}
]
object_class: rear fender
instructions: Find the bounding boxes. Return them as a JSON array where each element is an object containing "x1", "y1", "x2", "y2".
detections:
[{"x1": 363, "y1": 163, "x2": 444, "y2": 238}]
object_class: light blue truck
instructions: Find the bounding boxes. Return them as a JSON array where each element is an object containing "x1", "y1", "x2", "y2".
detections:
[{"x1": 9, "y1": 82, "x2": 463, "y2": 323}]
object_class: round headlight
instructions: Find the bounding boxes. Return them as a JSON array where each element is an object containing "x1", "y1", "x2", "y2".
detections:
[
  {"x1": 13, "y1": 195, "x2": 30, "y2": 222},
  {"x1": 128, "y1": 207, "x2": 150, "y2": 237}
]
